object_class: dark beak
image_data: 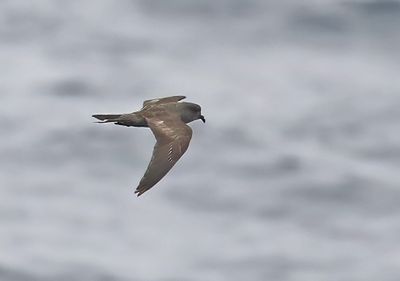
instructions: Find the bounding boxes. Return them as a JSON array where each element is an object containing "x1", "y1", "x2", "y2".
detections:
[{"x1": 200, "y1": 115, "x2": 206, "y2": 123}]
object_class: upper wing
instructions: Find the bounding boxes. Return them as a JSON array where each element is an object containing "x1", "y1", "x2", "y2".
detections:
[
  {"x1": 135, "y1": 111, "x2": 192, "y2": 196},
  {"x1": 142, "y1": 96, "x2": 186, "y2": 107}
]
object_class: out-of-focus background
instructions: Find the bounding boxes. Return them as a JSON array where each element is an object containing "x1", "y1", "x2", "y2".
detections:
[{"x1": 1, "y1": 0, "x2": 400, "y2": 280}]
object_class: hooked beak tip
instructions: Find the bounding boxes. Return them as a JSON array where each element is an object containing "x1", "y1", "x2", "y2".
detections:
[{"x1": 200, "y1": 115, "x2": 206, "y2": 123}]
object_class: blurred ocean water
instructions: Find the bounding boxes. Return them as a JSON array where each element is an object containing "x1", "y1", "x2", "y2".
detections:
[{"x1": 1, "y1": 0, "x2": 400, "y2": 280}]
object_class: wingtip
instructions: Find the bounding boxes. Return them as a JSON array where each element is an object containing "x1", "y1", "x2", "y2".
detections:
[{"x1": 134, "y1": 188, "x2": 143, "y2": 197}]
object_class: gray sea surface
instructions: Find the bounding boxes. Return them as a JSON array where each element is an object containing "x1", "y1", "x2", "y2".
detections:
[{"x1": 1, "y1": 0, "x2": 400, "y2": 280}]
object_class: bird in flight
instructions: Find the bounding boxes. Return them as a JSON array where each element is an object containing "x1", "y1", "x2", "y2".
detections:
[{"x1": 92, "y1": 96, "x2": 205, "y2": 196}]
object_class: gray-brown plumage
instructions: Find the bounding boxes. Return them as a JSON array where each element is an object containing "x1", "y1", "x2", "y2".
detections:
[{"x1": 92, "y1": 96, "x2": 205, "y2": 196}]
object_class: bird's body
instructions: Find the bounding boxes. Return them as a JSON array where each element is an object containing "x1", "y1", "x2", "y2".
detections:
[{"x1": 92, "y1": 96, "x2": 205, "y2": 196}]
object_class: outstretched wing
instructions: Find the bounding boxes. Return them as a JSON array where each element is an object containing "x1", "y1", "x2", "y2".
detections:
[
  {"x1": 135, "y1": 111, "x2": 192, "y2": 196},
  {"x1": 142, "y1": 96, "x2": 186, "y2": 107}
]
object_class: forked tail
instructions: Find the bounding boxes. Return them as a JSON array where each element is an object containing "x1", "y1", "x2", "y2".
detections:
[{"x1": 92, "y1": 114, "x2": 122, "y2": 123}]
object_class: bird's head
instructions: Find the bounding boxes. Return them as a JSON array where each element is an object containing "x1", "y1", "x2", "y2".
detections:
[{"x1": 178, "y1": 102, "x2": 205, "y2": 124}]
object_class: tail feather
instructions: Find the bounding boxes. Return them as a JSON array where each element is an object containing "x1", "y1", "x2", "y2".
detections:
[
  {"x1": 92, "y1": 114, "x2": 122, "y2": 123},
  {"x1": 92, "y1": 113, "x2": 145, "y2": 127},
  {"x1": 92, "y1": 114, "x2": 122, "y2": 121}
]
